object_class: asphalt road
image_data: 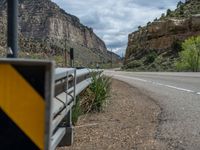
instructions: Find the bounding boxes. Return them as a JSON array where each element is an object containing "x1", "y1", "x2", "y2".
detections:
[{"x1": 104, "y1": 70, "x2": 200, "y2": 150}]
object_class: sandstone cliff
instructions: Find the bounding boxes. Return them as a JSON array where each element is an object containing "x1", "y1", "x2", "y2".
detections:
[
  {"x1": 0, "y1": 0, "x2": 119, "y2": 66},
  {"x1": 124, "y1": 0, "x2": 200, "y2": 71}
]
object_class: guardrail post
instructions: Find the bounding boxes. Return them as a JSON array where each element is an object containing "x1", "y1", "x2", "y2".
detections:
[
  {"x1": 73, "y1": 69, "x2": 77, "y2": 105},
  {"x1": 53, "y1": 68, "x2": 101, "y2": 149},
  {"x1": 58, "y1": 69, "x2": 76, "y2": 146},
  {"x1": 7, "y1": 0, "x2": 18, "y2": 58},
  {"x1": 59, "y1": 109, "x2": 73, "y2": 146}
]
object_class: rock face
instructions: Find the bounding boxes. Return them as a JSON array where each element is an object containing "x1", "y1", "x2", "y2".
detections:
[
  {"x1": 0, "y1": 0, "x2": 119, "y2": 66},
  {"x1": 124, "y1": 0, "x2": 200, "y2": 71},
  {"x1": 19, "y1": 0, "x2": 106, "y2": 52}
]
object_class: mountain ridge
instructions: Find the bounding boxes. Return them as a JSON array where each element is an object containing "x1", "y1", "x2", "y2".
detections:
[
  {"x1": 124, "y1": 0, "x2": 200, "y2": 71},
  {"x1": 0, "y1": 0, "x2": 120, "y2": 66}
]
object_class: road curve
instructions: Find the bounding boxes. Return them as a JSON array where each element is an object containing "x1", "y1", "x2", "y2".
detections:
[{"x1": 104, "y1": 70, "x2": 200, "y2": 150}]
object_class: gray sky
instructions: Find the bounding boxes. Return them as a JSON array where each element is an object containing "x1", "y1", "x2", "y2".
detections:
[{"x1": 52, "y1": 0, "x2": 184, "y2": 56}]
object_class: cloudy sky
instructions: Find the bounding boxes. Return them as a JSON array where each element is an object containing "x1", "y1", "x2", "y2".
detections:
[{"x1": 52, "y1": 0, "x2": 184, "y2": 56}]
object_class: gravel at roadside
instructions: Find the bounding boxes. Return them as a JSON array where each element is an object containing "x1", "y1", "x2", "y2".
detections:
[{"x1": 58, "y1": 79, "x2": 166, "y2": 150}]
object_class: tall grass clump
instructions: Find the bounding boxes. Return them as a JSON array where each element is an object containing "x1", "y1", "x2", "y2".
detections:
[
  {"x1": 90, "y1": 72, "x2": 112, "y2": 112},
  {"x1": 72, "y1": 97, "x2": 82, "y2": 125},
  {"x1": 72, "y1": 72, "x2": 112, "y2": 125}
]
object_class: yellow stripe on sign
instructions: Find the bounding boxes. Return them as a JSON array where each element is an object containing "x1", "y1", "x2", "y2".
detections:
[{"x1": 0, "y1": 64, "x2": 45, "y2": 150}]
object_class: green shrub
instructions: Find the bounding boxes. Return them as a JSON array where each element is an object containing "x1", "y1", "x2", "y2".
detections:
[
  {"x1": 172, "y1": 40, "x2": 182, "y2": 53},
  {"x1": 71, "y1": 72, "x2": 112, "y2": 125},
  {"x1": 166, "y1": 9, "x2": 172, "y2": 16},
  {"x1": 145, "y1": 51, "x2": 157, "y2": 64},
  {"x1": 175, "y1": 60, "x2": 189, "y2": 71},
  {"x1": 90, "y1": 72, "x2": 111, "y2": 112},
  {"x1": 126, "y1": 60, "x2": 142, "y2": 68},
  {"x1": 72, "y1": 98, "x2": 82, "y2": 125},
  {"x1": 79, "y1": 88, "x2": 95, "y2": 113},
  {"x1": 176, "y1": 36, "x2": 200, "y2": 72}
]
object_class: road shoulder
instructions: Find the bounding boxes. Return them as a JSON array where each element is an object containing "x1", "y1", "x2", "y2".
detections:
[{"x1": 58, "y1": 79, "x2": 166, "y2": 150}]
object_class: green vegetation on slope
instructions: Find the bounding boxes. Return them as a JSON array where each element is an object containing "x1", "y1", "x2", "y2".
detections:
[
  {"x1": 163, "y1": 0, "x2": 200, "y2": 19},
  {"x1": 123, "y1": 50, "x2": 176, "y2": 72},
  {"x1": 176, "y1": 36, "x2": 200, "y2": 72},
  {"x1": 124, "y1": 0, "x2": 200, "y2": 72}
]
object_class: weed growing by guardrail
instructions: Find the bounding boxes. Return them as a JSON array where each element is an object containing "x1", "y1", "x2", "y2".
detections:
[
  {"x1": 72, "y1": 97, "x2": 82, "y2": 125},
  {"x1": 90, "y1": 72, "x2": 112, "y2": 112},
  {"x1": 72, "y1": 72, "x2": 112, "y2": 125}
]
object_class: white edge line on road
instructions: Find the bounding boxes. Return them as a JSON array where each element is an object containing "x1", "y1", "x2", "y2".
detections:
[
  {"x1": 113, "y1": 74, "x2": 200, "y2": 95},
  {"x1": 162, "y1": 85, "x2": 194, "y2": 93},
  {"x1": 114, "y1": 75, "x2": 148, "y2": 82}
]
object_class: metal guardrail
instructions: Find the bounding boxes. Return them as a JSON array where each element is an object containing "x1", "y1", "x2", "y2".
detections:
[
  {"x1": 50, "y1": 68, "x2": 102, "y2": 149},
  {"x1": 0, "y1": 58, "x2": 102, "y2": 149},
  {"x1": 3, "y1": 1, "x2": 103, "y2": 148}
]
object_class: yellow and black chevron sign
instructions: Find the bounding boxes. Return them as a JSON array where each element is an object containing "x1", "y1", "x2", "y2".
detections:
[{"x1": 0, "y1": 59, "x2": 53, "y2": 150}]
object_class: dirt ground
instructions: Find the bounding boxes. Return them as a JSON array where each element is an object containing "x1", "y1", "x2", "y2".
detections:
[{"x1": 58, "y1": 79, "x2": 165, "y2": 150}]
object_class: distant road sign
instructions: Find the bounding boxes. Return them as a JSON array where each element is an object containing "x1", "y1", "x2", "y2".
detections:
[{"x1": 0, "y1": 59, "x2": 54, "y2": 150}]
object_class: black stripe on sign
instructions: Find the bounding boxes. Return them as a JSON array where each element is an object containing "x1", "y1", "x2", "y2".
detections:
[
  {"x1": 0, "y1": 108, "x2": 40, "y2": 150},
  {"x1": 12, "y1": 65, "x2": 45, "y2": 99}
]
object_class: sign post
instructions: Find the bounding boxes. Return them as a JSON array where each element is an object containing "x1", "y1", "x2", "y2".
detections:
[
  {"x1": 7, "y1": 0, "x2": 18, "y2": 58},
  {"x1": 70, "y1": 48, "x2": 74, "y2": 67}
]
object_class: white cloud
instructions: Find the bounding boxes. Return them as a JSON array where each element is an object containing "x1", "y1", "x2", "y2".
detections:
[{"x1": 52, "y1": 0, "x2": 184, "y2": 56}]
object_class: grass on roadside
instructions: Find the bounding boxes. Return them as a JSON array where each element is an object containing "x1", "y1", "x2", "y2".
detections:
[
  {"x1": 89, "y1": 72, "x2": 112, "y2": 112},
  {"x1": 72, "y1": 72, "x2": 112, "y2": 125},
  {"x1": 72, "y1": 97, "x2": 82, "y2": 126}
]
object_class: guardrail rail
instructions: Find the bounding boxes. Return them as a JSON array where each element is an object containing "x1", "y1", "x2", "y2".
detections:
[
  {"x1": 51, "y1": 68, "x2": 102, "y2": 149},
  {"x1": 0, "y1": 58, "x2": 102, "y2": 150}
]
